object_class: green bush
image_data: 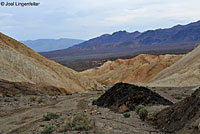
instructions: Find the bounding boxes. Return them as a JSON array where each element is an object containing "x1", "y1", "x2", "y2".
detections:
[
  {"x1": 136, "y1": 105, "x2": 145, "y2": 114},
  {"x1": 62, "y1": 113, "x2": 94, "y2": 131},
  {"x1": 138, "y1": 107, "x2": 148, "y2": 121},
  {"x1": 15, "y1": 94, "x2": 21, "y2": 97},
  {"x1": 3, "y1": 97, "x2": 10, "y2": 102},
  {"x1": 123, "y1": 112, "x2": 131, "y2": 118},
  {"x1": 37, "y1": 96, "x2": 46, "y2": 104},
  {"x1": 58, "y1": 124, "x2": 71, "y2": 133},
  {"x1": 43, "y1": 112, "x2": 59, "y2": 121},
  {"x1": 40, "y1": 123, "x2": 56, "y2": 134}
]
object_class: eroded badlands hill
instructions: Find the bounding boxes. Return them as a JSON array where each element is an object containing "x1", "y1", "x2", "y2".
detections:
[
  {"x1": 81, "y1": 54, "x2": 183, "y2": 85},
  {"x1": 0, "y1": 33, "x2": 104, "y2": 93},
  {"x1": 150, "y1": 43, "x2": 200, "y2": 87}
]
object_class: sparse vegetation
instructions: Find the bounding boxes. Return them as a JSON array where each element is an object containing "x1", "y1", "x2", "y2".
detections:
[
  {"x1": 60, "y1": 113, "x2": 94, "y2": 131},
  {"x1": 40, "y1": 123, "x2": 56, "y2": 134},
  {"x1": 123, "y1": 112, "x2": 131, "y2": 118},
  {"x1": 49, "y1": 91, "x2": 57, "y2": 96},
  {"x1": 5, "y1": 94, "x2": 11, "y2": 97},
  {"x1": 58, "y1": 124, "x2": 70, "y2": 133},
  {"x1": 3, "y1": 97, "x2": 10, "y2": 102},
  {"x1": 138, "y1": 107, "x2": 148, "y2": 121},
  {"x1": 14, "y1": 97, "x2": 19, "y2": 101},
  {"x1": 172, "y1": 94, "x2": 182, "y2": 100},
  {"x1": 182, "y1": 92, "x2": 190, "y2": 97},
  {"x1": 92, "y1": 99, "x2": 97, "y2": 105},
  {"x1": 136, "y1": 105, "x2": 145, "y2": 114},
  {"x1": 30, "y1": 96, "x2": 37, "y2": 102},
  {"x1": 15, "y1": 94, "x2": 21, "y2": 97},
  {"x1": 43, "y1": 112, "x2": 59, "y2": 121},
  {"x1": 37, "y1": 96, "x2": 46, "y2": 103}
]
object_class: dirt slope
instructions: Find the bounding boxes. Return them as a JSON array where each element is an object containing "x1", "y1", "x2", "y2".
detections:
[
  {"x1": 0, "y1": 33, "x2": 104, "y2": 93},
  {"x1": 151, "y1": 87, "x2": 200, "y2": 134},
  {"x1": 81, "y1": 54, "x2": 183, "y2": 85},
  {"x1": 150, "y1": 43, "x2": 200, "y2": 87}
]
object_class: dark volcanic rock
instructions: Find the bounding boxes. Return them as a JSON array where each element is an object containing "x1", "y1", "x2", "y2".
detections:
[
  {"x1": 93, "y1": 83, "x2": 172, "y2": 112},
  {"x1": 151, "y1": 87, "x2": 200, "y2": 134}
]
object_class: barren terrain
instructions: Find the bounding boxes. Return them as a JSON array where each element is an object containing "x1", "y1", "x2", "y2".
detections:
[{"x1": 0, "y1": 85, "x2": 195, "y2": 134}]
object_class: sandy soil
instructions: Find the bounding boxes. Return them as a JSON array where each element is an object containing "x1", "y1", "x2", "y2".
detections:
[{"x1": 0, "y1": 91, "x2": 166, "y2": 134}]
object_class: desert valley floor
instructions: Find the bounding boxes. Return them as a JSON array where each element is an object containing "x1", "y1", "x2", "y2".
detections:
[{"x1": 0, "y1": 85, "x2": 196, "y2": 134}]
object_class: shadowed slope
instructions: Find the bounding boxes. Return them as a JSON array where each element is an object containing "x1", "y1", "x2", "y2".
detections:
[{"x1": 152, "y1": 87, "x2": 200, "y2": 134}]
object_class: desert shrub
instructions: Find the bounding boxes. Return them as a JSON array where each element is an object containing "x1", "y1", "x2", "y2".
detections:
[
  {"x1": 14, "y1": 97, "x2": 19, "y2": 101},
  {"x1": 30, "y1": 96, "x2": 37, "y2": 102},
  {"x1": 40, "y1": 123, "x2": 56, "y2": 134},
  {"x1": 0, "y1": 97, "x2": 3, "y2": 102},
  {"x1": 49, "y1": 91, "x2": 57, "y2": 96},
  {"x1": 136, "y1": 105, "x2": 145, "y2": 114},
  {"x1": 172, "y1": 94, "x2": 182, "y2": 100},
  {"x1": 37, "y1": 96, "x2": 46, "y2": 103},
  {"x1": 3, "y1": 97, "x2": 10, "y2": 102},
  {"x1": 138, "y1": 107, "x2": 148, "y2": 121},
  {"x1": 15, "y1": 94, "x2": 21, "y2": 97},
  {"x1": 58, "y1": 124, "x2": 71, "y2": 133},
  {"x1": 92, "y1": 99, "x2": 97, "y2": 105},
  {"x1": 43, "y1": 112, "x2": 59, "y2": 121},
  {"x1": 62, "y1": 113, "x2": 94, "y2": 131},
  {"x1": 5, "y1": 94, "x2": 11, "y2": 97},
  {"x1": 123, "y1": 112, "x2": 131, "y2": 118}
]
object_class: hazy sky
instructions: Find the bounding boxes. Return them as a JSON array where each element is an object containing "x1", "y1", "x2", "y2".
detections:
[{"x1": 0, "y1": 0, "x2": 200, "y2": 40}]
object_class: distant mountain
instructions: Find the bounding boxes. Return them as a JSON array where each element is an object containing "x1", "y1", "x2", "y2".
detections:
[
  {"x1": 71, "y1": 20, "x2": 200, "y2": 49},
  {"x1": 21, "y1": 38, "x2": 84, "y2": 52},
  {"x1": 72, "y1": 31, "x2": 141, "y2": 48},
  {"x1": 41, "y1": 20, "x2": 200, "y2": 65},
  {"x1": 136, "y1": 20, "x2": 200, "y2": 45}
]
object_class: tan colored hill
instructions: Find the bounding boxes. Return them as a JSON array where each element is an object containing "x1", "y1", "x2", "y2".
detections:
[
  {"x1": 149, "y1": 43, "x2": 200, "y2": 87},
  {"x1": 0, "y1": 32, "x2": 104, "y2": 93},
  {"x1": 81, "y1": 54, "x2": 183, "y2": 85}
]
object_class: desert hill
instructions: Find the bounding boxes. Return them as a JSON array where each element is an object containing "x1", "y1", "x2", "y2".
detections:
[
  {"x1": 0, "y1": 32, "x2": 104, "y2": 93},
  {"x1": 150, "y1": 42, "x2": 200, "y2": 87},
  {"x1": 81, "y1": 54, "x2": 183, "y2": 85}
]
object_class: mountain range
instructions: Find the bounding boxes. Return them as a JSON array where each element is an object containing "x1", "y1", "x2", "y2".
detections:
[
  {"x1": 22, "y1": 38, "x2": 84, "y2": 52},
  {"x1": 72, "y1": 20, "x2": 200, "y2": 48},
  {"x1": 40, "y1": 20, "x2": 200, "y2": 67}
]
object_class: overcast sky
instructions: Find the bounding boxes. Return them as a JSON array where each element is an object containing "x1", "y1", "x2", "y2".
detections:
[{"x1": 0, "y1": 0, "x2": 200, "y2": 40}]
